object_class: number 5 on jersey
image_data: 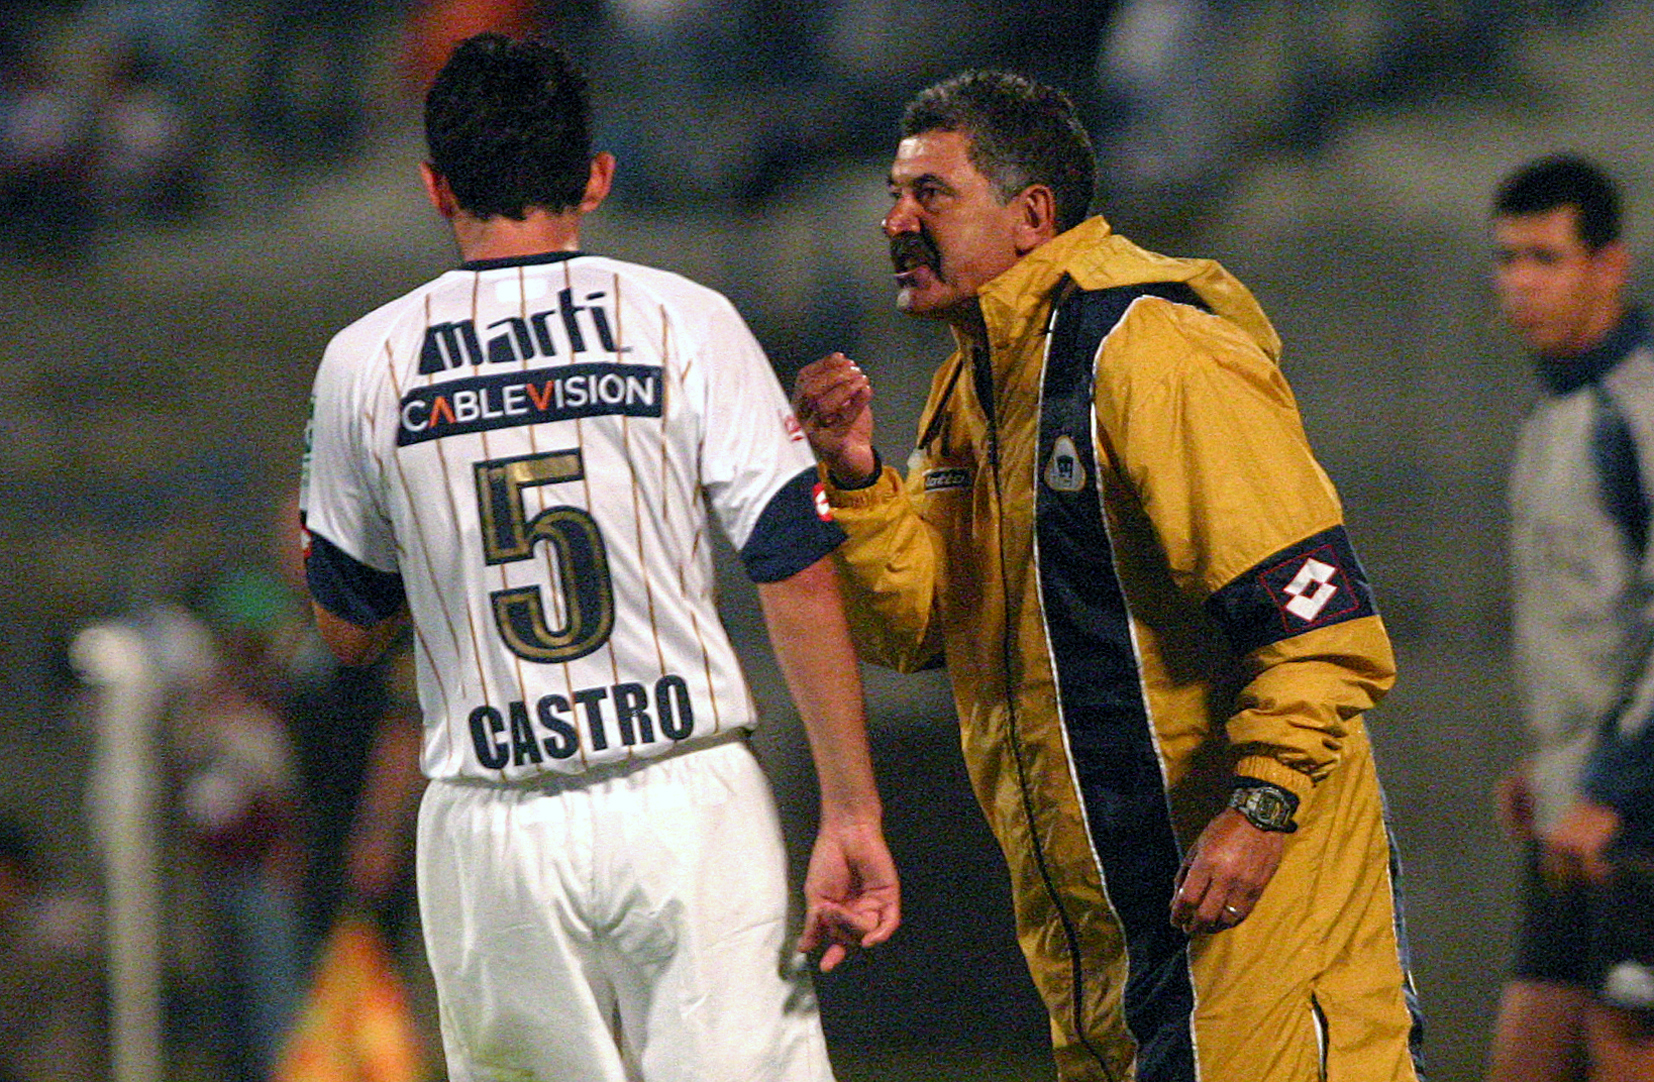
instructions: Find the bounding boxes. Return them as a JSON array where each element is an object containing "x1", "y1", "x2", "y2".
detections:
[{"x1": 475, "y1": 449, "x2": 615, "y2": 662}]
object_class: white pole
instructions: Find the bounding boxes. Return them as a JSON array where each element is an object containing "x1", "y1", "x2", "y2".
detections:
[{"x1": 73, "y1": 623, "x2": 166, "y2": 1082}]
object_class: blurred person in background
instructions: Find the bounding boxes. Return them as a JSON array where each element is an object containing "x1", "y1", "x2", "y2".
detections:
[
  {"x1": 83, "y1": 0, "x2": 210, "y2": 221},
  {"x1": 174, "y1": 568, "x2": 308, "y2": 1082},
  {"x1": 1488, "y1": 153, "x2": 1654, "y2": 1082},
  {"x1": 0, "y1": 0, "x2": 205, "y2": 259},
  {"x1": 0, "y1": 34, "x2": 95, "y2": 263},
  {"x1": 86, "y1": 43, "x2": 203, "y2": 224},
  {"x1": 794, "y1": 68, "x2": 1422, "y2": 1082}
]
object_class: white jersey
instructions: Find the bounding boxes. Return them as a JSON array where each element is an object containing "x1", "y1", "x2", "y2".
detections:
[{"x1": 300, "y1": 251, "x2": 840, "y2": 783}]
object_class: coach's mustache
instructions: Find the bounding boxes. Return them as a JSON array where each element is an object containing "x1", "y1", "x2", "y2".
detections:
[{"x1": 889, "y1": 230, "x2": 940, "y2": 273}]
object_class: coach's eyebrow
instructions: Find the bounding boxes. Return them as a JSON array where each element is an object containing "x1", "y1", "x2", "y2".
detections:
[{"x1": 887, "y1": 171, "x2": 950, "y2": 193}]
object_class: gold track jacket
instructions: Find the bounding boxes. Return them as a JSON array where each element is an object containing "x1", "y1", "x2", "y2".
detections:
[{"x1": 825, "y1": 217, "x2": 1423, "y2": 1082}]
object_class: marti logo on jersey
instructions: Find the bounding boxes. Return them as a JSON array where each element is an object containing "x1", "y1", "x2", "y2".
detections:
[{"x1": 400, "y1": 288, "x2": 662, "y2": 446}]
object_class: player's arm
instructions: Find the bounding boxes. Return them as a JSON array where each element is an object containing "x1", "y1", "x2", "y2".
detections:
[
  {"x1": 344, "y1": 665, "x2": 423, "y2": 901},
  {"x1": 306, "y1": 529, "x2": 409, "y2": 668},
  {"x1": 1544, "y1": 393, "x2": 1654, "y2": 881},
  {"x1": 311, "y1": 604, "x2": 407, "y2": 668},
  {"x1": 757, "y1": 555, "x2": 900, "y2": 972}
]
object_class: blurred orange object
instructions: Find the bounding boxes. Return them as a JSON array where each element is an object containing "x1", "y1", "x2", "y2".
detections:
[
  {"x1": 272, "y1": 916, "x2": 427, "y2": 1082},
  {"x1": 401, "y1": 0, "x2": 540, "y2": 97}
]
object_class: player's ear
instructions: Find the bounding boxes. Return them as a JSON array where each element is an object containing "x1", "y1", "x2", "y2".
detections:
[
  {"x1": 580, "y1": 152, "x2": 615, "y2": 215},
  {"x1": 421, "y1": 162, "x2": 458, "y2": 219}
]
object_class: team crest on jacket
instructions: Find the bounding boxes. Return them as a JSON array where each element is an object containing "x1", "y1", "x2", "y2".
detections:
[{"x1": 1043, "y1": 434, "x2": 1087, "y2": 493}]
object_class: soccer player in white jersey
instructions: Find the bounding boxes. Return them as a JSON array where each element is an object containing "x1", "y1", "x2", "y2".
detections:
[{"x1": 298, "y1": 34, "x2": 899, "y2": 1082}]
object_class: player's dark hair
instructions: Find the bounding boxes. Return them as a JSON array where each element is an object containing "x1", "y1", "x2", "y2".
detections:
[
  {"x1": 1495, "y1": 154, "x2": 1622, "y2": 251},
  {"x1": 424, "y1": 34, "x2": 592, "y2": 220},
  {"x1": 901, "y1": 70, "x2": 1096, "y2": 234}
]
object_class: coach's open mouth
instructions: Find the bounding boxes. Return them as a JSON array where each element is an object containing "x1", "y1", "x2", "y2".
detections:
[{"x1": 890, "y1": 231, "x2": 939, "y2": 285}]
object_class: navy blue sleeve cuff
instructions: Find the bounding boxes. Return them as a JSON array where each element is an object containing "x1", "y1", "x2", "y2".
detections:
[
  {"x1": 306, "y1": 530, "x2": 407, "y2": 626},
  {"x1": 740, "y1": 467, "x2": 847, "y2": 583}
]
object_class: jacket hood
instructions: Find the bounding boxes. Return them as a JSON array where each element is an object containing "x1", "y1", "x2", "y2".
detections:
[{"x1": 977, "y1": 216, "x2": 1283, "y2": 363}]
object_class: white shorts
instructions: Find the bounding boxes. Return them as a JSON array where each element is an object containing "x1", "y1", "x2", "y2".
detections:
[{"x1": 416, "y1": 735, "x2": 835, "y2": 1082}]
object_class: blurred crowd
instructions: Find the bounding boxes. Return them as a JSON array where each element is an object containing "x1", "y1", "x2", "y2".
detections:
[
  {"x1": 0, "y1": 0, "x2": 405, "y2": 263},
  {"x1": 0, "y1": 0, "x2": 1614, "y2": 265}
]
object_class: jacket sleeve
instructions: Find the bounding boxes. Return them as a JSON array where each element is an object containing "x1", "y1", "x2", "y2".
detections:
[
  {"x1": 1095, "y1": 297, "x2": 1396, "y2": 805},
  {"x1": 821, "y1": 461, "x2": 947, "y2": 673}
]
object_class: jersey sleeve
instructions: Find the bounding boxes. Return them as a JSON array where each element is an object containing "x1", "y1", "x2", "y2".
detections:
[
  {"x1": 1097, "y1": 297, "x2": 1396, "y2": 803},
  {"x1": 694, "y1": 296, "x2": 844, "y2": 582},
  {"x1": 300, "y1": 333, "x2": 404, "y2": 624}
]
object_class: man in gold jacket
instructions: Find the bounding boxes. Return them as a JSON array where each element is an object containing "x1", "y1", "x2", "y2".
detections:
[{"x1": 794, "y1": 70, "x2": 1424, "y2": 1082}]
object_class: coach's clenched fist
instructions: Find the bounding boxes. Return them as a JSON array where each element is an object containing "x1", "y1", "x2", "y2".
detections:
[{"x1": 793, "y1": 352, "x2": 878, "y2": 488}]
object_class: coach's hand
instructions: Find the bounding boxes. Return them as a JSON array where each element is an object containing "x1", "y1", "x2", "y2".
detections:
[
  {"x1": 793, "y1": 353, "x2": 878, "y2": 488},
  {"x1": 798, "y1": 818, "x2": 900, "y2": 972},
  {"x1": 1169, "y1": 809, "x2": 1284, "y2": 936}
]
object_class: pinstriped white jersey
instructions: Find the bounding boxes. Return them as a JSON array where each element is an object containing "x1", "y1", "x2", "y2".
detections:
[{"x1": 300, "y1": 251, "x2": 837, "y2": 782}]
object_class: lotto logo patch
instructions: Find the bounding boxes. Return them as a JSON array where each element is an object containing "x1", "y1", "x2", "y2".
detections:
[
  {"x1": 1283, "y1": 558, "x2": 1339, "y2": 620},
  {"x1": 812, "y1": 482, "x2": 834, "y2": 521},
  {"x1": 1261, "y1": 546, "x2": 1358, "y2": 628},
  {"x1": 1205, "y1": 525, "x2": 1375, "y2": 654}
]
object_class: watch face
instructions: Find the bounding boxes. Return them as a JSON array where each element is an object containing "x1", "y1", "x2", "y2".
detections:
[
  {"x1": 1254, "y1": 789, "x2": 1288, "y2": 823},
  {"x1": 1233, "y1": 786, "x2": 1294, "y2": 830}
]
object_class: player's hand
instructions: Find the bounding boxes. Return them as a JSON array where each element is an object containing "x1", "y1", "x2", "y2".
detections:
[
  {"x1": 1542, "y1": 799, "x2": 1622, "y2": 885},
  {"x1": 798, "y1": 818, "x2": 900, "y2": 972},
  {"x1": 792, "y1": 353, "x2": 877, "y2": 487},
  {"x1": 1494, "y1": 768, "x2": 1536, "y2": 841},
  {"x1": 1169, "y1": 808, "x2": 1285, "y2": 936}
]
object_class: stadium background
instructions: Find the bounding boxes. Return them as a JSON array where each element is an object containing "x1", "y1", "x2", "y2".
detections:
[{"x1": 1, "y1": 2, "x2": 1650, "y2": 1080}]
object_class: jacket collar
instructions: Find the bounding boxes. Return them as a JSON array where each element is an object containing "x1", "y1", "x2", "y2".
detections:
[
  {"x1": 972, "y1": 216, "x2": 1282, "y2": 364},
  {"x1": 1535, "y1": 306, "x2": 1649, "y2": 396}
]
